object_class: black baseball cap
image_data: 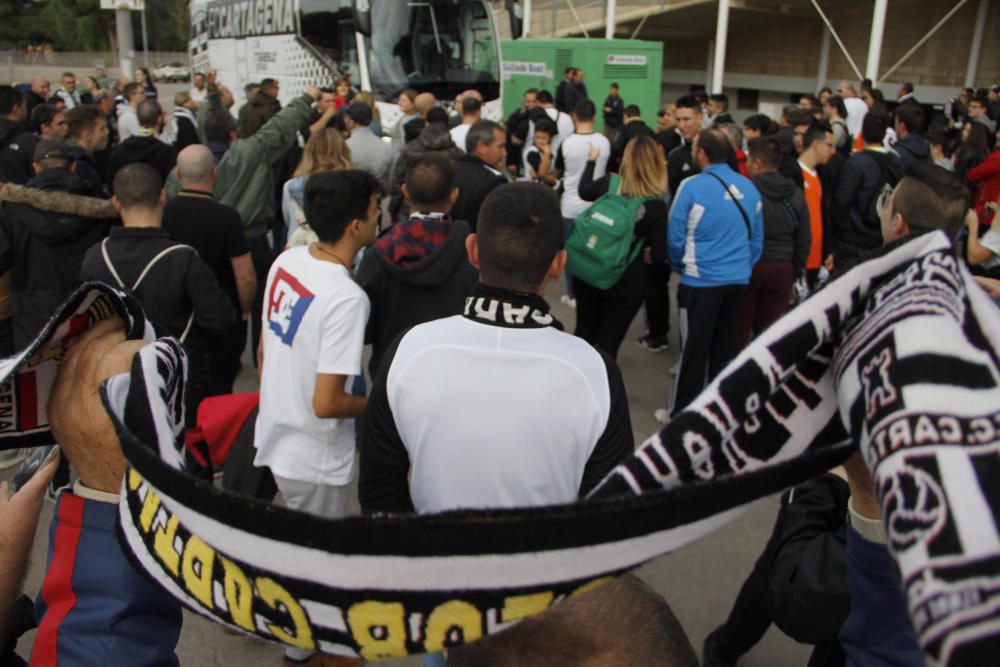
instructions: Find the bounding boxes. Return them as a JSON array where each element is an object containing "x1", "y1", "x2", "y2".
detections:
[{"x1": 33, "y1": 139, "x2": 73, "y2": 163}]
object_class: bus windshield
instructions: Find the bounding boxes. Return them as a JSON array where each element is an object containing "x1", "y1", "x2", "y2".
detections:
[
  {"x1": 368, "y1": 0, "x2": 500, "y2": 102},
  {"x1": 300, "y1": 0, "x2": 361, "y2": 81}
]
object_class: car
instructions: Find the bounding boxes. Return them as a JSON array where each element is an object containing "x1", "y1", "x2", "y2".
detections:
[{"x1": 153, "y1": 62, "x2": 190, "y2": 83}]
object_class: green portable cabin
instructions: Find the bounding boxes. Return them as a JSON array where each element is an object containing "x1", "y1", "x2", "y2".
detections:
[{"x1": 499, "y1": 38, "x2": 663, "y2": 132}]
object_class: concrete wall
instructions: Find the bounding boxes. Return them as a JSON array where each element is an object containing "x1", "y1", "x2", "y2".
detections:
[{"x1": 658, "y1": 0, "x2": 998, "y2": 106}]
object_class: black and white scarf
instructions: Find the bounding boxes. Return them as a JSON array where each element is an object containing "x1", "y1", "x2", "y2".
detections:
[{"x1": 1, "y1": 233, "x2": 998, "y2": 666}]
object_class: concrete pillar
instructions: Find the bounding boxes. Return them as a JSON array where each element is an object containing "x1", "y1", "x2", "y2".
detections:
[
  {"x1": 605, "y1": 0, "x2": 617, "y2": 39},
  {"x1": 115, "y1": 8, "x2": 135, "y2": 78},
  {"x1": 706, "y1": 39, "x2": 715, "y2": 92},
  {"x1": 816, "y1": 25, "x2": 831, "y2": 92},
  {"x1": 965, "y1": 0, "x2": 990, "y2": 87},
  {"x1": 865, "y1": 0, "x2": 889, "y2": 82},
  {"x1": 711, "y1": 0, "x2": 730, "y2": 94}
]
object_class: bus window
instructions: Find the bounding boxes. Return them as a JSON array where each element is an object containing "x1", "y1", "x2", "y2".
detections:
[
  {"x1": 368, "y1": 0, "x2": 500, "y2": 102},
  {"x1": 299, "y1": 0, "x2": 360, "y2": 81}
]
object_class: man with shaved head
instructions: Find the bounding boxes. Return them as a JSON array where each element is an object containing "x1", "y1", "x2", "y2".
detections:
[
  {"x1": 25, "y1": 76, "x2": 50, "y2": 116},
  {"x1": 162, "y1": 144, "x2": 255, "y2": 395}
]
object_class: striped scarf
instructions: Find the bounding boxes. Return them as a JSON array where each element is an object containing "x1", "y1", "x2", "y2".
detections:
[{"x1": 0, "y1": 232, "x2": 997, "y2": 666}]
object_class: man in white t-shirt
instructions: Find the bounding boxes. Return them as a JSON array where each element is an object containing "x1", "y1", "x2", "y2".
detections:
[
  {"x1": 253, "y1": 168, "x2": 378, "y2": 664},
  {"x1": 837, "y1": 80, "x2": 868, "y2": 141},
  {"x1": 449, "y1": 96, "x2": 481, "y2": 153},
  {"x1": 555, "y1": 99, "x2": 610, "y2": 305}
]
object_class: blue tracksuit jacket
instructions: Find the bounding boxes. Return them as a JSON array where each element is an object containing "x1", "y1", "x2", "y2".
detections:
[{"x1": 668, "y1": 163, "x2": 764, "y2": 287}]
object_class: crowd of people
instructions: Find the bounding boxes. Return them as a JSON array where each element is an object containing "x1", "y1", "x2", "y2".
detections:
[{"x1": 0, "y1": 59, "x2": 998, "y2": 667}]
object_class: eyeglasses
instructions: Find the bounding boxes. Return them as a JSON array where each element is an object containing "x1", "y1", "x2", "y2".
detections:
[{"x1": 875, "y1": 183, "x2": 894, "y2": 218}]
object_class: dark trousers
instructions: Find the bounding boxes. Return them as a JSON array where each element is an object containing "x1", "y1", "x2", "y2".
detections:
[
  {"x1": 206, "y1": 318, "x2": 248, "y2": 396},
  {"x1": 737, "y1": 260, "x2": 793, "y2": 349},
  {"x1": 642, "y1": 260, "x2": 671, "y2": 339},
  {"x1": 572, "y1": 260, "x2": 645, "y2": 360},
  {"x1": 669, "y1": 283, "x2": 746, "y2": 416},
  {"x1": 248, "y1": 234, "x2": 273, "y2": 364}
]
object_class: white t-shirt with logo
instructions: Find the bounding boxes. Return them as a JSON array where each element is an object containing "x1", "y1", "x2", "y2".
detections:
[
  {"x1": 558, "y1": 132, "x2": 611, "y2": 219},
  {"x1": 254, "y1": 246, "x2": 370, "y2": 486}
]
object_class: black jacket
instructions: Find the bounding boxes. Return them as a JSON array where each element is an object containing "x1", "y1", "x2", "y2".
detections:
[
  {"x1": 79, "y1": 227, "x2": 235, "y2": 376},
  {"x1": 66, "y1": 143, "x2": 107, "y2": 198},
  {"x1": 389, "y1": 125, "x2": 463, "y2": 219},
  {"x1": 611, "y1": 119, "x2": 654, "y2": 169},
  {"x1": 0, "y1": 169, "x2": 116, "y2": 347},
  {"x1": 450, "y1": 154, "x2": 507, "y2": 232},
  {"x1": 832, "y1": 149, "x2": 904, "y2": 262},
  {"x1": 603, "y1": 95, "x2": 624, "y2": 129},
  {"x1": 710, "y1": 112, "x2": 735, "y2": 127},
  {"x1": 0, "y1": 118, "x2": 37, "y2": 185},
  {"x1": 110, "y1": 135, "x2": 179, "y2": 188},
  {"x1": 173, "y1": 112, "x2": 200, "y2": 150},
  {"x1": 892, "y1": 134, "x2": 931, "y2": 170},
  {"x1": 356, "y1": 217, "x2": 478, "y2": 377},
  {"x1": 667, "y1": 142, "x2": 698, "y2": 195},
  {"x1": 752, "y1": 171, "x2": 811, "y2": 274}
]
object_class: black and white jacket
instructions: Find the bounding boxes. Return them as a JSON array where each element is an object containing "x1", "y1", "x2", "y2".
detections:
[{"x1": 359, "y1": 284, "x2": 634, "y2": 514}]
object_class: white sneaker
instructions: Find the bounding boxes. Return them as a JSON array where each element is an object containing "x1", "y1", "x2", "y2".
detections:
[
  {"x1": 0, "y1": 449, "x2": 26, "y2": 470},
  {"x1": 654, "y1": 409, "x2": 671, "y2": 425},
  {"x1": 560, "y1": 295, "x2": 577, "y2": 309}
]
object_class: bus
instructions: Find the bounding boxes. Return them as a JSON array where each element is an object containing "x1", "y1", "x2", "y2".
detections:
[{"x1": 189, "y1": 0, "x2": 523, "y2": 129}]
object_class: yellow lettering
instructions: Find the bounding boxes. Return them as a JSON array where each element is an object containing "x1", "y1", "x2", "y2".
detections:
[
  {"x1": 127, "y1": 468, "x2": 143, "y2": 492},
  {"x1": 501, "y1": 592, "x2": 553, "y2": 623},
  {"x1": 219, "y1": 556, "x2": 255, "y2": 632},
  {"x1": 152, "y1": 514, "x2": 181, "y2": 577},
  {"x1": 181, "y1": 535, "x2": 216, "y2": 610},
  {"x1": 347, "y1": 600, "x2": 407, "y2": 660},
  {"x1": 138, "y1": 484, "x2": 162, "y2": 533},
  {"x1": 424, "y1": 600, "x2": 482, "y2": 653},
  {"x1": 571, "y1": 577, "x2": 614, "y2": 598},
  {"x1": 256, "y1": 577, "x2": 314, "y2": 649}
]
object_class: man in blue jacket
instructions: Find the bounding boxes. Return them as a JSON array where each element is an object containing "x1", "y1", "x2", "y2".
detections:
[{"x1": 663, "y1": 129, "x2": 763, "y2": 421}]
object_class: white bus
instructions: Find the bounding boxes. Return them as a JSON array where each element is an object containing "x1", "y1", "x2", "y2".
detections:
[{"x1": 189, "y1": 0, "x2": 522, "y2": 128}]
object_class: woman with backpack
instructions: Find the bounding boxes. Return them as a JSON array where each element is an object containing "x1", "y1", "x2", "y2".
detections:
[
  {"x1": 569, "y1": 135, "x2": 667, "y2": 359},
  {"x1": 281, "y1": 129, "x2": 354, "y2": 247}
]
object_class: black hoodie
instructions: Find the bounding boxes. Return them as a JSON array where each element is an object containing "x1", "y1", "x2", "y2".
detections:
[
  {"x1": 892, "y1": 135, "x2": 931, "y2": 170},
  {"x1": 109, "y1": 135, "x2": 179, "y2": 188},
  {"x1": 0, "y1": 117, "x2": 37, "y2": 185},
  {"x1": 356, "y1": 217, "x2": 478, "y2": 377},
  {"x1": 751, "y1": 170, "x2": 811, "y2": 275},
  {"x1": 0, "y1": 168, "x2": 116, "y2": 346}
]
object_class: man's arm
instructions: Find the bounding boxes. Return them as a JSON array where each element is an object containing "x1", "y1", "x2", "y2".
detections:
[
  {"x1": 358, "y1": 332, "x2": 414, "y2": 514},
  {"x1": 793, "y1": 194, "x2": 812, "y2": 276},
  {"x1": 230, "y1": 253, "x2": 256, "y2": 315},
  {"x1": 308, "y1": 106, "x2": 336, "y2": 137},
  {"x1": 668, "y1": 180, "x2": 691, "y2": 272},
  {"x1": 579, "y1": 352, "x2": 634, "y2": 496},
  {"x1": 246, "y1": 87, "x2": 319, "y2": 166},
  {"x1": 313, "y1": 292, "x2": 368, "y2": 419},
  {"x1": 185, "y1": 249, "x2": 236, "y2": 331},
  {"x1": 313, "y1": 374, "x2": 366, "y2": 419},
  {"x1": 0, "y1": 452, "x2": 58, "y2": 633},
  {"x1": 749, "y1": 196, "x2": 765, "y2": 266}
]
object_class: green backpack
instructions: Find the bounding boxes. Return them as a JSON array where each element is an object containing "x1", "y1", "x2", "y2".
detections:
[{"x1": 566, "y1": 175, "x2": 648, "y2": 290}]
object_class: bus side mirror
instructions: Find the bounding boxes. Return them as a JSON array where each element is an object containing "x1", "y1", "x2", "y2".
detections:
[
  {"x1": 353, "y1": 0, "x2": 372, "y2": 37},
  {"x1": 506, "y1": 0, "x2": 523, "y2": 39}
]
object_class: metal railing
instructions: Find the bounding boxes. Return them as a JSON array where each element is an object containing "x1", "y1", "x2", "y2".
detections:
[{"x1": 2, "y1": 50, "x2": 188, "y2": 69}]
